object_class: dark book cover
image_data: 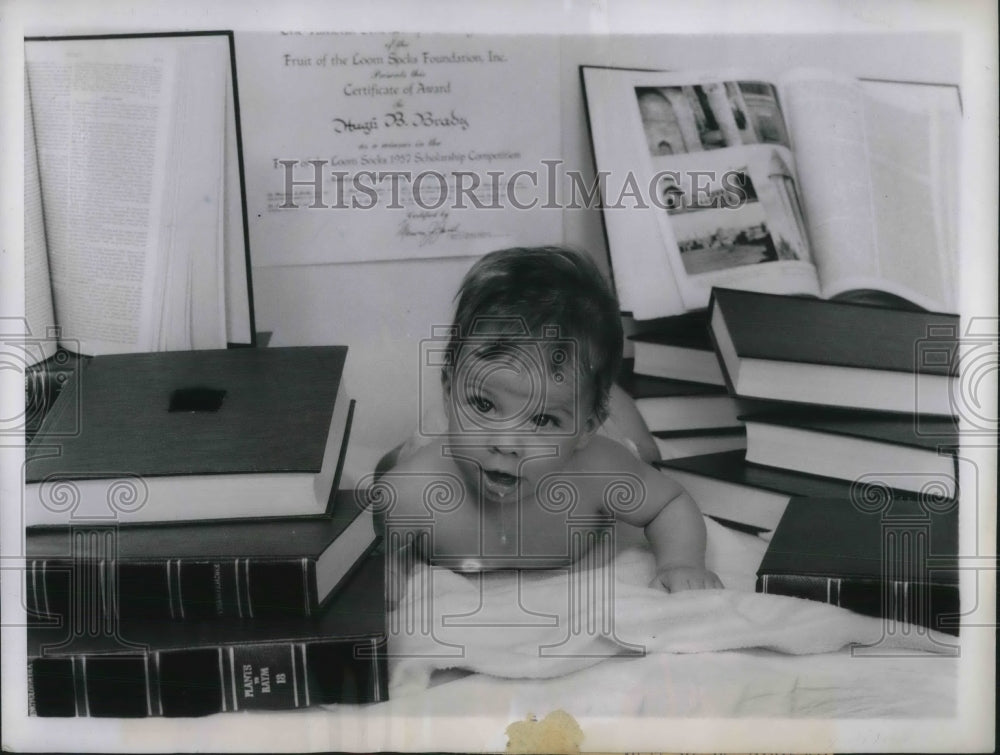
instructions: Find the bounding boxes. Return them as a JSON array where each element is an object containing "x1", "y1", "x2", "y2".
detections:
[
  {"x1": 656, "y1": 450, "x2": 857, "y2": 499},
  {"x1": 27, "y1": 346, "x2": 347, "y2": 477},
  {"x1": 704, "y1": 515, "x2": 770, "y2": 537},
  {"x1": 652, "y1": 427, "x2": 746, "y2": 440},
  {"x1": 709, "y1": 288, "x2": 959, "y2": 375},
  {"x1": 24, "y1": 346, "x2": 350, "y2": 524},
  {"x1": 628, "y1": 311, "x2": 713, "y2": 351},
  {"x1": 26, "y1": 489, "x2": 376, "y2": 622},
  {"x1": 756, "y1": 496, "x2": 959, "y2": 634},
  {"x1": 28, "y1": 547, "x2": 388, "y2": 716}
]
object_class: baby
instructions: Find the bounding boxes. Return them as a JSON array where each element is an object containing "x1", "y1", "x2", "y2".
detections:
[{"x1": 378, "y1": 246, "x2": 722, "y2": 595}]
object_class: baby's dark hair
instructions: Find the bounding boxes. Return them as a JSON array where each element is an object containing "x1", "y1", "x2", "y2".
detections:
[{"x1": 444, "y1": 246, "x2": 623, "y2": 422}]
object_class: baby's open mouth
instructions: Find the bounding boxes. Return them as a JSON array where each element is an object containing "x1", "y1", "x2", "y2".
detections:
[
  {"x1": 483, "y1": 469, "x2": 519, "y2": 497},
  {"x1": 484, "y1": 470, "x2": 518, "y2": 487}
]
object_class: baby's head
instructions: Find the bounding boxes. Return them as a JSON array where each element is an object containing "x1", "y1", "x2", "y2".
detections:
[{"x1": 442, "y1": 246, "x2": 622, "y2": 441}]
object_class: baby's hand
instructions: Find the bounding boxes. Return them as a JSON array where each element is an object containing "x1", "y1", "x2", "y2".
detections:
[{"x1": 650, "y1": 565, "x2": 724, "y2": 593}]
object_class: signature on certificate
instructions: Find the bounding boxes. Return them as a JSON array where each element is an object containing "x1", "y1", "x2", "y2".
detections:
[{"x1": 396, "y1": 210, "x2": 491, "y2": 247}]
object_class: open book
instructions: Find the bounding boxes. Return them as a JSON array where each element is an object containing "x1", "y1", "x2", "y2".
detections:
[
  {"x1": 24, "y1": 32, "x2": 254, "y2": 364},
  {"x1": 582, "y1": 66, "x2": 961, "y2": 319}
]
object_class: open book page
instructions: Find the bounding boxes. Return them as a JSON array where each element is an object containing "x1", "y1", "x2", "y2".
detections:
[
  {"x1": 779, "y1": 70, "x2": 959, "y2": 313},
  {"x1": 25, "y1": 38, "x2": 178, "y2": 356},
  {"x1": 581, "y1": 67, "x2": 687, "y2": 318},
  {"x1": 23, "y1": 79, "x2": 57, "y2": 365},
  {"x1": 582, "y1": 68, "x2": 821, "y2": 319},
  {"x1": 859, "y1": 79, "x2": 960, "y2": 312},
  {"x1": 155, "y1": 36, "x2": 229, "y2": 351}
]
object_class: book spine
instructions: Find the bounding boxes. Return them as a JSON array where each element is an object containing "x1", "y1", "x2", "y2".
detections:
[
  {"x1": 27, "y1": 557, "x2": 318, "y2": 622},
  {"x1": 324, "y1": 398, "x2": 356, "y2": 516},
  {"x1": 28, "y1": 636, "x2": 388, "y2": 717},
  {"x1": 756, "y1": 574, "x2": 959, "y2": 635}
]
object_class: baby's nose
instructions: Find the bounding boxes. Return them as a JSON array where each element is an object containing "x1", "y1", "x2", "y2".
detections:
[{"x1": 488, "y1": 438, "x2": 522, "y2": 457}]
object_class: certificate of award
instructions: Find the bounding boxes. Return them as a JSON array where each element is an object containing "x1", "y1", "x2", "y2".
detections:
[{"x1": 238, "y1": 32, "x2": 563, "y2": 265}]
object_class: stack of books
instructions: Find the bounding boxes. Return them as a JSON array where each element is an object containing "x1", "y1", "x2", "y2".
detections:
[
  {"x1": 582, "y1": 64, "x2": 962, "y2": 633},
  {"x1": 621, "y1": 312, "x2": 752, "y2": 461},
  {"x1": 24, "y1": 346, "x2": 387, "y2": 717},
  {"x1": 654, "y1": 289, "x2": 960, "y2": 632},
  {"x1": 656, "y1": 290, "x2": 961, "y2": 526},
  {"x1": 755, "y1": 496, "x2": 959, "y2": 635}
]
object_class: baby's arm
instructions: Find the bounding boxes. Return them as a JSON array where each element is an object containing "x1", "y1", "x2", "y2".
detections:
[
  {"x1": 595, "y1": 439, "x2": 722, "y2": 592},
  {"x1": 641, "y1": 480, "x2": 723, "y2": 591},
  {"x1": 603, "y1": 383, "x2": 660, "y2": 464}
]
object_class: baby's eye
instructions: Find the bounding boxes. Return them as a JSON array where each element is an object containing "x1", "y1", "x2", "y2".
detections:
[
  {"x1": 469, "y1": 395, "x2": 494, "y2": 414},
  {"x1": 531, "y1": 414, "x2": 560, "y2": 429}
]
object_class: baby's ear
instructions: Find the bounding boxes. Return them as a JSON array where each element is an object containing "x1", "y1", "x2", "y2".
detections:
[
  {"x1": 440, "y1": 369, "x2": 454, "y2": 419},
  {"x1": 574, "y1": 412, "x2": 602, "y2": 449}
]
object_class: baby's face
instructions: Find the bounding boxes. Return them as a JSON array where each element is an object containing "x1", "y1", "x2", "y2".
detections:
[{"x1": 443, "y1": 348, "x2": 597, "y2": 505}]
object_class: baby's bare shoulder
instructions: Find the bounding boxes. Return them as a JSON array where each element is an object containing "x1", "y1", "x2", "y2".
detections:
[
  {"x1": 386, "y1": 438, "x2": 450, "y2": 474},
  {"x1": 573, "y1": 435, "x2": 684, "y2": 502},
  {"x1": 574, "y1": 434, "x2": 649, "y2": 472},
  {"x1": 376, "y1": 441, "x2": 465, "y2": 520}
]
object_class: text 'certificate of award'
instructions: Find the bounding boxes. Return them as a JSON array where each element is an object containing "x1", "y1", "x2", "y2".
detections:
[{"x1": 238, "y1": 33, "x2": 562, "y2": 265}]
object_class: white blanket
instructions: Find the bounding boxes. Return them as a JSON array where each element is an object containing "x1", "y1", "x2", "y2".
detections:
[{"x1": 388, "y1": 517, "x2": 955, "y2": 694}]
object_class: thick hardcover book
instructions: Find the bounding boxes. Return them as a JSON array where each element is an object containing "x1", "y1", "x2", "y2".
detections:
[
  {"x1": 582, "y1": 66, "x2": 959, "y2": 319},
  {"x1": 628, "y1": 313, "x2": 725, "y2": 385},
  {"x1": 656, "y1": 449, "x2": 857, "y2": 532},
  {"x1": 25, "y1": 32, "x2": 255, "y2": 361},
  {"x1": 618, "y1": 361, "x2": 726, "y2": 400},
  {"x1": 27, "y1": 548, "x2": 387, "y2": 716},
  {"x1": 743, "y1": 409, "x2": 959, "y2": 498},
  {"x1": 26, "y1": 488, "x2": 375, "y2": 623},
  {"x1": 25, "y1": 346, "x2": 350, "y2": 525},
  {"x1": 618, "y1": 364, "x2": 749, "y2": 432},
  {"x1": 652, "y1": 427, "x2": 746, "y2": 461},
  {"x1": 709, "y1": 288, "x2": 959, "y2": 415},
  {"x1": 756, "y1": 497, "x2": 959, "y2": 635}
]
